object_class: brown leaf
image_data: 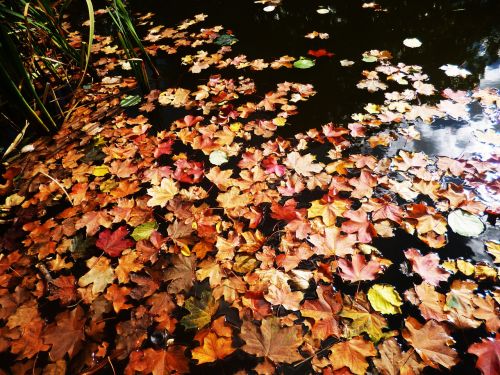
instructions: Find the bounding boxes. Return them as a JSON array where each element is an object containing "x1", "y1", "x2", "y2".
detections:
[
  {"x1": 240, "y1": 317, "x2": 303, "y2": 363},
  {"x1": 164, "y1": 254, "x2": 196, "y2": 294},
  {"x1": 373, "y1": 337, "x2": 424, "y2": 375},
  {"x1": 43, "y1": 306, "x2": 85, "y2": 361},
  {"x1": 328, "y1": 336, "x2": 377, "y2": 375},
  {"x1": 402, "y1": 317, "x2": 459, "y2": 369}
]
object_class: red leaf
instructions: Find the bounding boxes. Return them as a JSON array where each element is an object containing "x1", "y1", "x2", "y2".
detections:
[
  {"x1": 338, "y1": 254, "x2": 381, "y2": 282},
  {"x1": 468, "y1": 334, "x2": 500, "y2": 375},
  {"x1": 308, "y1": 49, "x2": 334, "y2": 58},
  {"x1": 404, "y1": 248, "x2": 450, "y2": 286},
  {"x1": 96, "y1": 226, "x2": 134, "y2": 257}
]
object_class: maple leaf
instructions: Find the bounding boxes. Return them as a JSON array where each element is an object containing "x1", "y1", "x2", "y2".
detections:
[
  {"x1": 43, "y1": 306, "x2": 85, "y2": 361},
  {"x1": 146, "y1": 178, "x2": 179, "y2": 207},
  {"x1": 341, "y1": 209, "x2": 376, "y2": 243},
  {"x1": 328, "y1": 336, "x2": 377, "y2": 375},
  {"x1": 402, "y1": 317, "x2": 459, "y2": 369},
  {"x1": 413, "y1": 282, "x2": 448, "y2": 321},
  {"x1": 307, "y1": 49, "x2": 334, "y2": 58},
  {"x1": 240, "y1": 317, "x2": 303, "y2": 363},
  {"x1": 285, "y1": 151, "x2": 324, "y2": 177},
  {"x1": 373, "y1": 337, "x2": 425, "y2": 375},
  {"x1": 338, "y1": 254, "x2": 381, "y2": 282},
  {"x1": 96, "y1": 226, "x2": 134, "y2": 257},
  {"x1": 78, "y1": 256, "x2": 115, "y2": 294},
  {"x1": 164, "y1": 254, "x2": 195, "y2": 294},
  {"x1": 264, "y1": 284, "x2": 303, "y2": 311},
  {"x1": 300, "y1": 284, "x2": 342, "y2": 340},
  {"x1": 126, "y1": 346, "x2": 189, "y2": 375},
  {"x1": 270, "y1": 199, "x2": 303, "y2": 221},
  {"x1": 192, "y1": 332, "x2": 235, "y2": 364},
  {"x1": 48, "y1": 275, "x2": 77, "y2": 305},
  {"x1": 340, "y1": 293, "x2": 388, "y2": 343},
  {"x1": 404, "y1": 248, "x2": 450, "y2": 286},
  {"x1": 75, "y1": 210, "x2": 113, "y2": 236},
  {"x1": 180, "y1": 290, "x2": 219, "y2": 330},
  {"x1": 468, "y1": 334, "x2": 500, "y2": 375}
]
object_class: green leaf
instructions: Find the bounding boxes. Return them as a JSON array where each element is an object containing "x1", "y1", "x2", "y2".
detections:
[
  {"x1": 120, "y1": 95, "x2": 142, "y2": 107},
  {"x1": 448, "y1": 210, "x2": 485, "y2": 237},
  {"x1": 180, "y1": 290, "x2": 219, "y2": 330},
  {"x1": 367, "y1": 284, "x2": 403, "y2": 315},
  {"x1": 362, "y1": 55, "x2": 377, "y2": 63},
  {"x1": 293, "y1": 57, "x2": 315, "y2": 69},
  {"x1": 131, "y1": 221, "x2": 158, "y2": 241},
  {"x1": 214, "y1": 34, "x2": 238, "y2": 46}
]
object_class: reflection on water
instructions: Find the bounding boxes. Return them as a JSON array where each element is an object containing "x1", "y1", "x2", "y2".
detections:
[{"x1": 480, "y1": 59, "x2": 500, "y2": 88}]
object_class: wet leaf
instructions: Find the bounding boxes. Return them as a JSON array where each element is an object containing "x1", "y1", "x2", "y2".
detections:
[
  {"x1": 367, "y1": 284, "x2": 403, "y2": 315},
  {"x1": 448, "y1": 210, "x2": 485, "y2": 237},
  {"x1": 293, "y1": 57, "x2": 315, "y2": 69},
  {"x1": 180, "y1": 290, "x2": 219, "y2": 330},
  {"x1": 240, "y1": 317, "x2": 303, "y2": 363}
]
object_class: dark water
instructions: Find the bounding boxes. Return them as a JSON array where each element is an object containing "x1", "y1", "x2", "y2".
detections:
[
  {"x1": 2, "y1": 1, "x2": 499, "y2": 374},
  {"x1": 125, "y1": 1, "x2": 500, "y2": 375}
]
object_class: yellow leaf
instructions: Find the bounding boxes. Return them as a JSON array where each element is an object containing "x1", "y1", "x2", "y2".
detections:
[
  {"x1": 367, "y1": 284, "x2": 403, "y2": 315},
  {"x1": 229, "y1": 122, "x2": 242, "y2": 132},
  {"x1": 192, "y1": 332, "x2": 235, "y2": 364},
  {"x1": 92, "y1": 165, "x2": 109, "y2": 177},
  {"x1": 456, "y1": 259, "x2": 474, "y2": 276},
  {"x1": 272, "y1": 117, "x2": 287, "y2": 126},
  {"x1": 180, "y1": 244, "x2": 191, "y2": 257},
  {"x1": 485, "y1": 241, "x2": 500, "y2": 264}
]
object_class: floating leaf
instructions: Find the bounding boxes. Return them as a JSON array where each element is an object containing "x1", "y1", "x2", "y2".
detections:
[
  {"x1": 92, "y1": 165, "x2": 109, "y2": 177},
  {"x1": 131, "y1": 221, "x2": 158, "y2": 241},
  {"x1": 209, "y1": 150, "x2": 229, "y2": 166},
  {"x1": 240, "y1": 317, "x2": 303, "y2": 363},
  {"x1": 293, "y1": 57, "x2": 315, "y2": 69},
  {"x1": 180, "y1": 290, "x2": 219, "y2": 330},
  {"x1": 367, "y1": 284, "x2": 403, "y2": 315},
  {"x1": 403, "y1": 38, "x2": 422, "y2": 48},
  {"x1": 120, "y1": 95, "x2": 141, "y2": 107},
  {"x1": 316, "y1": 7, "x2": 330, "y2": 14},
  {"x1": 448, "y1": 209, "x2": 485, "y2": 237},
  {"x1": 214, "y1": 34, "x2": 238, "y2": 46}
]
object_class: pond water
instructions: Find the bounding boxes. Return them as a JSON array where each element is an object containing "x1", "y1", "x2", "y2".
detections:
[
  {"x1": 2, "y1": 1, "x2": 499, "y2": 374},
  {"x1": 125, "y1": 1, "x2": 500, "y2": 374}
]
